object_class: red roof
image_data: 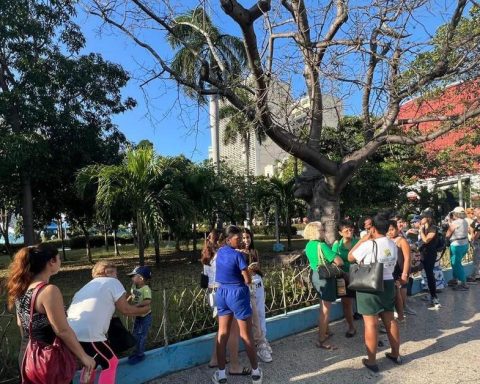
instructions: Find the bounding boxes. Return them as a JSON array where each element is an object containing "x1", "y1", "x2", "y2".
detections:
[{"x1": 398, "y1": 80, "x2": 480, "y2": 176}]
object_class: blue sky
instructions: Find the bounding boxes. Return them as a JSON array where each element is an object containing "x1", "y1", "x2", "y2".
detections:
[{"x1": 75, "y1": 1, "x2": 460, "y2": 162}]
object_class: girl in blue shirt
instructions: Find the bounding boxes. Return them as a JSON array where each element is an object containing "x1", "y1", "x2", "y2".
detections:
[{"x1": 212, "y1": 225, "x2": 263, "y2": 384}]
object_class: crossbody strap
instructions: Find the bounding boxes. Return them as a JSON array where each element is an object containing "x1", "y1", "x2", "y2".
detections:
[
  {"x1": 371, "y1": 240, "x2": 378, "y2": 263},
  {"x1": 317, "y1": 243, "x2": 328, "y2": 266},
  {"x1": 28, "y1": 282, "x2": 48, "y2": 337}
]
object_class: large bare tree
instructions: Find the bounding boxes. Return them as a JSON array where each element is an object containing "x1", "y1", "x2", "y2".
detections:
[{"x1": 87, "y1": 0, "x2": 480, "y2": 241}]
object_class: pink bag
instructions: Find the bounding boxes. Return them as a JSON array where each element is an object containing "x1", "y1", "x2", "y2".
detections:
[{"x1": 21, "y1": 282, "x2": 77, "y2": 384}]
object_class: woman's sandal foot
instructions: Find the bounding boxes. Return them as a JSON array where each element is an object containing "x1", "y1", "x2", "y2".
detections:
[
  {"x1": 362, "y1": 358, "x2": 379, "y2": 373},
  {"x1": 385, "y1": 352, "x2": 402, "y2": 365},
  {"x1": 345, "y1": 329, "x2": 357, "y2": 338},
  {"x1": 229, "y1": 366, "x2": 251, "y2": 376},
  {"x1": 315, "y1": 339, "x2": 337, "y2": 350}
]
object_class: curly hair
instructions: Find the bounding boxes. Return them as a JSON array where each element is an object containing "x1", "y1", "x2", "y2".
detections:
[
  {"x1": 303, "y1": 221, "x2": 324, "y2": 241},
  {"x1": 6, "y1": 244, "x2": 58, "y2": 310},
  {"x1": 201, "y1": 229, "x2": 220, "y2": 266}
]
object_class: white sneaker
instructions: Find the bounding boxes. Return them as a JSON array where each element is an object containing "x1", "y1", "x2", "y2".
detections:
[
  {"x1": 428, "y1": 298, "x2": 441, "y2": 310},
  {"x1": 404, "y1": 306, "x2": 417, "y2": 315},
  {"x1": 257, "y1": 348, "x2": 272, "y2": 363},
  {"x1": 212, "y1": 371, "x2": 227, "y2": 384},
  {"x1": 258, "y1": 341, "x2": 272, "y2": 354},
  {"x1": 252, "y1": 368, "x2": 263, "y2": 384}
]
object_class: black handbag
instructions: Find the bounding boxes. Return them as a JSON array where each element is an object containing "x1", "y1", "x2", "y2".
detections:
[
  {"x1": 200, "y1": 272, "x2": 209, "y2": 288},
  {"x1": 348, "y1": 240, "x2": 384, "y2": 292},
  {"x1": 107, "y1": 316, "x2": 137, "y2": 354},
  {"x1": 317, "y1": 244, "x2": 344, "y2": 279}
]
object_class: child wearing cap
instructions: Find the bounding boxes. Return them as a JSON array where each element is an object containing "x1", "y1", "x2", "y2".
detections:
[{"x1": 127, "y1": 266, "x2": 152, "y2": 365}]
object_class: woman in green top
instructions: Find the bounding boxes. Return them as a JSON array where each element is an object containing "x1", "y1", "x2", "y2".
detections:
[
  {"x1": 304, "y1": 221, "x2": 343, "y2": 350},
  {"x1": 332, "y1": 221, "x2": 358, "y2": 338}
]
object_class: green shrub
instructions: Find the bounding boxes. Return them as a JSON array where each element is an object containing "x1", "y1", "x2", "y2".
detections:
[
  {"x1": 68, "y1": 235, "x2": 134, "y2": 249},
  {"x1": 251, "y1": 225, "x2": 297, "y2": 237}
]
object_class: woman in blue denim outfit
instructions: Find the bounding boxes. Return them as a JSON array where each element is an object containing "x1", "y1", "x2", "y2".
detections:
[{"x1": 446, "y1": 207, "x2": 470, "y2": 290}]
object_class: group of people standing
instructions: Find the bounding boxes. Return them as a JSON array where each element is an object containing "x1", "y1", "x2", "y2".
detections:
[
  {"x1": 303, "y1": 205, "x2": 480, "y2": 373},
  {"x1": 6, "y1": 245, "x2": 154, "y2": 384}
]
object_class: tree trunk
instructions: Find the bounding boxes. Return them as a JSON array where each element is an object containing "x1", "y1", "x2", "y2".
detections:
[
  {"x1": 22, "y1": 175, "x2": 35, "y2": 245},
  {"x1": 192, "y1": 219, "x2": 197, "y2": 252},
  {"x1": 285, "y1": 209, "x2": 292, "y2": 251},
  {"x1": 137, "y1": 212, "x2": 145, "y2": 266},
  {"x1": 80, "y1": 224, "x2": 92, "y2": 263},
  {"x1": 154, "y1": 232, "x2": 160, "y2": 265},
  {"x1": 113, "y1": 229, "x2": 120, "y2": 256},
  {"x1": 104, "y1": 225, "x2": 109, "y2": 252},
  {"x1": 0, "y1": 209, "x2": 13, "y2": 258},
  {"x1": 58, "y1": 219, "x2": 67, "y2": 261},
  {"x1": 295, "y1": 171, "x2": 340, "y2": 244}
]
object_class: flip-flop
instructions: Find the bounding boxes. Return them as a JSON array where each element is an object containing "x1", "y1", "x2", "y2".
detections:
[
  {"x1": 229, "y1": 367, "x2": 252, "y2": 376},
  {"x1": 362, "y1": 358, "x2": 379, "y2": 373},
  {"x1": 315, "y1": 340, "x2": 337, "y2": 350},
  {"x1": 208, "y1": 359, "x2": 230, "y2": 368},
  {"x1": 385, "y1": 352, "x2": 402, "y2": 365},
  {"x1": 345, "y1": 330, "x2": 357, "y2": 338}
]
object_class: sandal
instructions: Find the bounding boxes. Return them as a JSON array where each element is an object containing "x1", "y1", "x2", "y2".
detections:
[
  {"x1": 315, "y1": 339, "x2": 337, "y2": 350},
  {"x1": 385, "y1": 352, "x2": 402, "y2": 365},
  {"x1": 345, "y1": 330, "x2": 357, "y2": 338},
  {"x1": 362, "y1": 358, "x2": 379, "y2": 373},
  {"x1": 229, "y1": 367, "x2": 252, "y2": 376},
  {"x1": 208, "y1": 359, "x2": 230, "y2": 368}
]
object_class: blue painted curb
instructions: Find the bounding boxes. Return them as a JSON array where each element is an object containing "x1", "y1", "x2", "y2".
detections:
[{"x1": 73, "y1": 263, "x2": 473, "y2": 383}]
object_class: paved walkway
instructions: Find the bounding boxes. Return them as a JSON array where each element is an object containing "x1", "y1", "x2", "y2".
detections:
[{"x1": 149, "y1": 285, "x2": 480, "y2": 384}]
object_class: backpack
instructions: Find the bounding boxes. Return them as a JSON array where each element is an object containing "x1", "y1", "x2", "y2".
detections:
[{"x1": 436, "y1": 231, "x2": 447, "y2": 253}]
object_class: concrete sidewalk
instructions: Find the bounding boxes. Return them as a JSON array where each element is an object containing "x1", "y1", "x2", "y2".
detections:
[{"x1": 149, "y1": 285, "x2": 480, "y2": 384}]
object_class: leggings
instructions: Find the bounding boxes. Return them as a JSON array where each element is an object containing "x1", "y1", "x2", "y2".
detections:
[
  {"x1": 422, "y1": 252, "x2": 437, "y2": 299},
  {"x1": 80, "y1": 341, "x2": 119, "y2": 384},
  {"x1": 450, "y1": 244, "x2": 469, "y2": 283}
]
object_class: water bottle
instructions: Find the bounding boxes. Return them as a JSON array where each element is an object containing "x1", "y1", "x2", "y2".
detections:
[
  {"x1": 80, "y1": 367, "x2": 95, "y2": 384},
  {"x1": 336, "y1": 278, "x2": 346, "y2": 296}
]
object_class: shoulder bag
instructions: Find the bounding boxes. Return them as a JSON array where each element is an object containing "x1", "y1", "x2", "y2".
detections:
[
  {"x1": 317, "y1": 243, "x2": 344, "y2": 279},
  {"x1": 200, "y1": 272, "x2": 209, "y2": 288},
  {"x1": 107, "y1": 316, "x2": 136, "y2": 355},
  {"x1": 21, "y1": 282, "x2": 77, "y2": 384},
  {"x1": 348, "y1": 240, "x2": 384, "y2": 292}
]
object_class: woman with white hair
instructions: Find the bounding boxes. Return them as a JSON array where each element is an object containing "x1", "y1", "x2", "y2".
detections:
[
  {"x1": 303, "y1": 221, "x2": 343, "y2": 350},
  {"x1": 446, "y1": 207, "x2": 470, "y2": 290}
]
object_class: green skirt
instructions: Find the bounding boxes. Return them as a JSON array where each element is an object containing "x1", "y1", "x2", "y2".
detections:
[
  {"x1": 356, "y1": 280, "x2": 395, "y2": 315},
  {"x1": 310, "y1": 269, "x2": 337, "y2": 302}
]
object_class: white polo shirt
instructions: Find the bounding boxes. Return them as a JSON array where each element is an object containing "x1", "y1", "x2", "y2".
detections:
[
  {"x1": 352, "y1": 236, "x2": 398, "y2": 280},
  {"x1": 67, "y1": 277, "x2": 126, "y2": 342}
]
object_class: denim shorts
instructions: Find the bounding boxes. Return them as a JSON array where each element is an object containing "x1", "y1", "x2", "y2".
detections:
[{"x1": 216, "y1": 284, "x2": 252, "y2": 320}]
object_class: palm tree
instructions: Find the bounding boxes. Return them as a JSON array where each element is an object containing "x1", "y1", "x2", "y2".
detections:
[
  {"x1": 270, "y1": 177, "x2": 297, "y2": 250},
  {"x1": 167, "y1": 7, "x2": 247, "y2": 172},
  {"x1": 76, "y1": 147, "x2": 188, "y2": 265}
]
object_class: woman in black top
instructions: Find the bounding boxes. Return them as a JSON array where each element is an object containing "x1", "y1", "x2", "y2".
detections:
[
  {"x1": 6, "y1": 244, "x2": 95, "y2": 379},
  {"x1": 419, "y1": 216, "x2": 441, "y2": 309}
]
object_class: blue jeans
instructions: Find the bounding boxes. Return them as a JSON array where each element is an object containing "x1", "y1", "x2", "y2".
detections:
[
  {"x1": 132, "y1": 313, "x2": 152, "y2": 357},
  {"x1": 450, "y1": 244, "x2": 469, "y2": 284}
]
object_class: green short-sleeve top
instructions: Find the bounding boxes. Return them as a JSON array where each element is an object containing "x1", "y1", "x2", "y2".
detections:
[
  {"x1": 332, "y1": 238, "x2": 359, "y2": 272},
  {"x1": 305, "y1": 240, "x2": 337, "y2": 271}
]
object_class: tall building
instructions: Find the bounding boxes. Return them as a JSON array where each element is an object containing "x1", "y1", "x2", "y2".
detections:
[{"x1": 209, "y1": 81, "x2": 342, "y2": 177}]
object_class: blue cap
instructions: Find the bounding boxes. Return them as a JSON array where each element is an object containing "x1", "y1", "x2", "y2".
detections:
[
  {"x1": 127, "y1": 266, "x2": 152, "y2": 279},
  {"x1": 411, "y1": 215, "x2": 421, "y2": 223}
]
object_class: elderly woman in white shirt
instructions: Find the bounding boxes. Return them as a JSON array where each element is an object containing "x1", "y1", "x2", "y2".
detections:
[{"x1": 446, "y1": 207, "x2": 470, "y2": 290}]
